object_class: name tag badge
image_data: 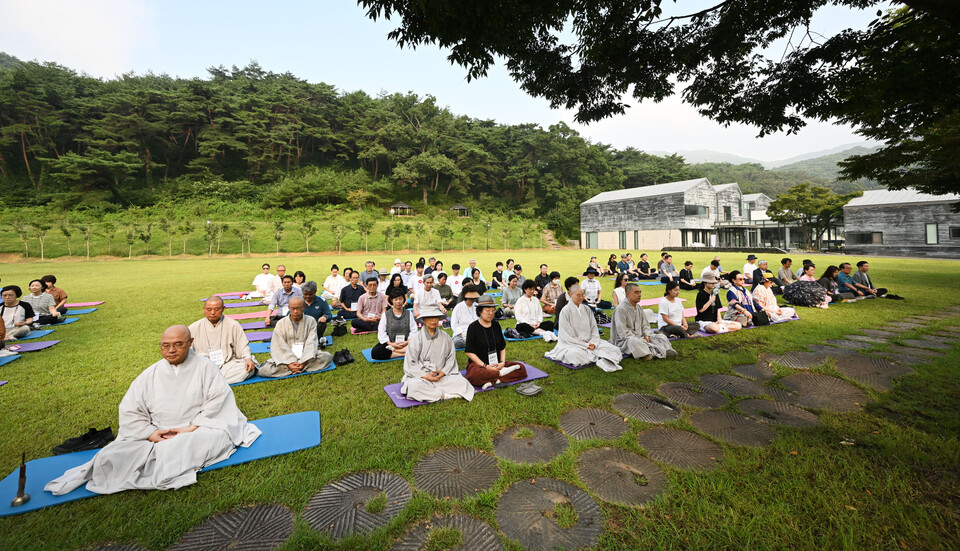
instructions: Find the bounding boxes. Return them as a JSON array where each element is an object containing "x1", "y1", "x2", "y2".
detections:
[
  {"x1": 281, "y1": 306, "x2": 289, "y2": 316},
  {"x1": 209, "y1": 349, "x2": 225, "y2": 367},
  {"x1": 292, "y1": 342, "x2": 305, "y2": 357},
  {"x1": 395, "y1": 334, "x2": 405, "y2": 343},
  {"x1": 488, "y1": 351, "x2": 499, "y2": 366}
]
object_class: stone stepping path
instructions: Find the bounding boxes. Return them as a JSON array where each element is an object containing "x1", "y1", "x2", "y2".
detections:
[
  {"x1": 833, "y1": 354, "x2": 914, "y2": 392},
  {"x1": 906, "y1": 315, "x2": 943, "y2": 321},
  {"x1": 883, "y1": 345, "x2": 943, "y2": 359},
  {"x1": 613, "y1": 393, "x2": 682, "y2": 424},
  {"x1": 496, "y1": 478, "x2": 602, "y2": 550},
  {"x1": 413, "y1": 448, "x2": 500, "y2": 500},
  {"x1": 875, "y1": 352, "x2": 927, "y2": 366},
  {"x1": 779, "y1": 373, "x2": 868, "y2": 412},
  {"x1": 732, "y1": 363, "x2": 773, "y2": 382},
  {"x1": 806, "y1": 344, "x2": 859, "y2": 357},
  {"x1": 900, "y1": 338, "x2": 952, "y2": 351},
  {"x1": 698, "y1": 374, "x2": 765, "y2": 397},
  {"x1": 886, "y1": 321, "x2": 924, "y2": 330},
  {"x1": 576, "y1": 447, "x2": 667, "y2": 506},
  {"x1": 87, "y1": 546, "x2": 147, "y2": 551},
  {"x1": 169, "y1": 504, "x2": 294, "y2": 551},
  {"x1": 846, "y1": 334, "x2": 891, "y2": 344},
  {"x1": 559, "y1": 408, "x2": 630, "y2": 441},
  {"x1": 920, "y1": 335, "x2": 960, "y2": 345},
  {"x1": 930, "y1": 331, "x2": 960, "y2": 340},
  {"x1": 689, "y1": 411, "x2": 776, "y2": 447},
  {"x1": 493, "y1": 426, "x2": 568, "y2": 465},
  {"x1": 636, "y1": 428, "x2": 724, "y2": 470},
  {"x1": 823, "y1": 338, "x2": 874, "y2": 351},
  {"x1": 303, "y1": 471, "x2": 412, "y2": 539},
  {"x1": 765, "y1": 386, "x2": 803, "y2": 405},
  {"x1": 760, "y1": 351, "x2": 829, "y2": 369},
  {"x1": 657, "y1": 382, "x2": 727, "y2": 409},
  {"x1": 392, "y1": 515, "x2": 503, "y2": 551},
  {"x1": 861, "y1": 329, "x2": 900, "y2": 339},
  {"x1": 737, "y1": 399, "x2": 819, "y2": 428}
]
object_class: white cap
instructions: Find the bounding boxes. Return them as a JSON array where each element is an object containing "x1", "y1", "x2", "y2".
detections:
[{"x1": 394, "y1": 258, "x2": 402, "y2": 264}]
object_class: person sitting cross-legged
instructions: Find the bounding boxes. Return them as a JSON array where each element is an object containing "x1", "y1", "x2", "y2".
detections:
[
  {"x1": 725, "y1": 271, "x2": 763, "y2": 326},
  {"x1": 371, "y1": 288, "x2": 418, "y2": 360},
  {"x1": 40, "y1": 274, "x2": 69, "y2": 315},
  {"x1": 338, "y1": 270, "x2": 365, "y2": 320},
  {"x1": 400, "y1": 305, "x2": 475, "y2": 403},
  {"x1": 581, "y1": 268, "x2": 612, "y2": 309},
  {"x1": 545, "y1": 285, "x2": 623, "y2": 371},
  {"x1": 500, "y1": 275, "x2": 522, "y2": 318},
  {"x1": 264, "y1": 275, "x2": 303, "y2": 327},
  {"x1": 247, "y1": 263, "x2": 280, "y2": 300},
  {"x1": 540, "y1": 271, "x2": 563, "y2": 315},
  {"x1": 657, "y1": 282, "x2": 701, "y2": 338},
  {"x1": 23, "y1": 279, "x2": 63, "y2": 325},
  {"x1": 695, "y1": 274, "x2": 742, "y2": 334},
  {"x1": 434, "y1": 272, "x2": 456, "y2": 309},
  {"x1": 678, "y1": 262, "x2": 697, "y2": 291},
  {"x1": 321, "y1": 264, "x2": 347, "y2": 304},
  {"x1": 852, "y1": 261, "x2": 888, "y2": 298},
  {"x1": 515, "y1": 280, "x2": 558, "y2": 342},
  {"x1": 1, "y1": 285, "x2": 34, "y2": 340},
  {"x1": 188, "y1": 297, "x2": 256, "y2": 384},
  {"x1": 552, "y1": 276, "x2": 581, "y2": 332},
  {"x1": 659, "y1": 254, "x2": 680, "y2": 283},
  {"x1": 259, "y1": 297, "x2": 334, "y2": 377},
  {"x1": 301, "y1": 281, "x2": 332, "y2": 339},
  {"x1": 413, "y1": 275, "x2": 446, "y2": 319},
  {"x1": 464, "y1": 296, "x2": 528, "y2": 389},
  {"x1": 451, "y1": 285, "x2": 481, "y2": 349},
  {"x1": 636, "y1": 253, "x2": 659, "y2": 280},
  {"x1": 610, "y1": 283, "x2": 675, "y2": 360},
  {"x1": 753, "y1": 277, "x2": 797, "y2": 322},
  {"x1": 352, "y1": 277, "x2": 388, "y2": 333}
]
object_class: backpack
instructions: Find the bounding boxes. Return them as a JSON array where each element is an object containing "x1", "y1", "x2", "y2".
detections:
[
  {"x1": 331, "y1": 325, "x2": 348, "y2": 337},
  {"x1": 594, "y1": 310, "x2": 611, "y2": 325}
]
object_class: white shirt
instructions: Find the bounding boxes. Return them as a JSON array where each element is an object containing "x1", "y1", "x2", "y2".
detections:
[
  {"x1": 743, "y1": 263, "x2": 757, "y2": 277},
  {"x1": 390, "y1": 266, "x2": 402, "y2": 275},
  {"x1": 613, "y1": 287, "x2": 626, "y2": 305},
  {"x1": 701, "y1": 266, "x2": 721, "y2": 280},
  {"x1": 514, "y1": 295, "x2": 544, "y2": 326},
  {"x1": 323, "y1": 274, "x2": 346, "y2": 296},
  {"x1": 410, "y1": 274, "x2": 426, "y2": 294},
  {"x1": 448, "y1": 275, "x2": 465, "y2": 296},
  {"x1": 657, "y1": 297, "x2": 685, "y2": 329},
  {"x1": 581, "y1": 278, "x2": 602, "y2": 303},
  {"x1": 413, "y1": 288, "x2": 441, "y2": 308},
  {"x1": 252, "y1": 273, "x2": 279, "y2": 295},
  {"x1": 400, "y1": 270, "x2": 414, "y2": 288},
  {"x1": 450, "y1": 301, "x2": 478, "y2": 337}
]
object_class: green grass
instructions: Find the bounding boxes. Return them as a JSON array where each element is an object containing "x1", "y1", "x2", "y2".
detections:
[
  {"x1": 365, "y1": 492, "x2": 387, "y2": 515},
  {"x1": 0, "y1": 250, "x2": 958, "y2": 550},
  {"x1": 423, "y1": 526, "x2": 463, "y2": 550},
  {"x1": 552, "y1": 500, "x2": 579, "y2": 529}
]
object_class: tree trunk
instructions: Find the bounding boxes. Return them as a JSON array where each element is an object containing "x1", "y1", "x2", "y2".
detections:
[
  {"x1": 66, "y1": 239, "x2": 72, "y2": 256},
  {"x1": 39, "y1": 238, "x2": 45, "y2": 260},
  {"x1": 422, "y1": 185, "x2": 428, "y2": 206},
  {"x1": 129, "y1": 244, "x2": 133, "y2": 259},
  {"x1": 86, "y1": 239, "x2": 90, "y2": 259},
  {"x1": 168, "y1": 238, "x2": 172, "y2": 257},
  {"x1": 21, "y1": 131, "x2": 37, "y2": 190}
]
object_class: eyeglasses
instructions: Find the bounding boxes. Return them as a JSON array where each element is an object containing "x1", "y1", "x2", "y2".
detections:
[{"x1": 160, "y1": 341, "x2": 189, "y2": 351}]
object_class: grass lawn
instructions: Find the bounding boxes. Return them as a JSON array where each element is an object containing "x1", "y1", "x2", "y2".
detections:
[{"x1": 0, "y1": 250, "x2": 958, "y2": 550}]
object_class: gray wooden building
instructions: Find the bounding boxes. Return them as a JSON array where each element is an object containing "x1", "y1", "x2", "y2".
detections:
[{"x1": 843, "y1": 189, "x2": 960, "y2": 257}]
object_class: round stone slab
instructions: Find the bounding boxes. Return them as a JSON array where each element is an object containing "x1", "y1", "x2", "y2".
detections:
[
  {"x1": 823, "y1": 338, "x2": 874, "y2": 351},
  {"x1": 657, "y1": 382, "x2": 727, "y2": 409},
  {"x1": 885, "y1": 321, "x2": 924, "y2": 330},
  {"x1": 689, "y1": 411, "x2": 776, "y2": 447},
  {"x1": 413, "y1": 448, "x2": 500, "y2": 499},
  {"x1": 577, "y1": 447, "x2": 667, "y2": 506},
  {"x1": 834, "y1": 354, "x2": 914, "y2": 392},
  {"x1": 875, "y1": 351, "x2": 926, "y2": 366},
  {"x1": 765, "y1": 386, "x2": 803, "y2": 405},
  {"x1": 805, "y1": 344, "x2": 859, "y2": 358},
  {"x1": 88, "y1": 546, "x2": 148, "y2": 551},
  {"x1": 779, "y1": 373, "x2": 868, "y2": 412},
  {"x1": 846, "y1": 334, "x2": 891, "y2": 344},
  {"x1": 496, "y1": 478, "x2": 602, "y2": 550},
  {"x1": 732, "y1": 363, "x2": 774, "y2": 382},
  {"x1": 559, "y1": 408, "x2": 630, "y2": 441},
  {"x1": 169, "y1": 504, "x2": 294, "y2": 551},
  {"x1": 900, "y1": 338, "x2": 952, "y2": 351},
  {"x1": 493, "y1": 426, "x2": 568, "y2": 465},
  {"x1": 861, "y1": 329, "x2": 900, "y2": 339},
  {"x1": 760, "y1": 351, "x2": 828, "y2": 369},
  {"x1": 613, "y1": 393, "x2": 682, "y2": 424},
  {"x1": 920, "y1": 335, "x2": 960, "y2": 345},
  {"x1": 303, "y1": 471, "x2": 412, "y2": 539},
  {"x1": 636, "y1": 427, "x2": 723, "y2": 470},
  {"x1": 884, "y1": 345, "x2": 943, "y2": 358},
  {"x1": 391, "y1": 515, "x2": 503, "y2": 551},
  {"x1": 698, "y1": 374, "x2": 765, "y2": 397},
  {"x1": 737, "y1": 399, "x2": 819, "y2": 428}
]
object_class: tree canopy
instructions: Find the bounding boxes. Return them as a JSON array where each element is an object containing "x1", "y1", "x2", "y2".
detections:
[{"x1": 766, "y1": 183, "x2": 861, "y2": 249}]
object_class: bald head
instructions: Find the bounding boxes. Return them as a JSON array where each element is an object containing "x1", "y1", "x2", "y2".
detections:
[
  {"x1": 569, "y1": 284, "x2": 585, "y2": 305},
  {"x1": 288, "y1": 296, "x2": 306, "y2": 322},
  {"x1": 203, "y1": 297, "x2": 225, "y2": 323},
  {"x1": 160, "y1": 325, "x2": 193, "y2": 365}
]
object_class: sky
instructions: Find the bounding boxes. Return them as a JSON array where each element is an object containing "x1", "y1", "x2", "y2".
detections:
[{"x1": 0, "y1": 0, "x2": 882, "y2": 163}]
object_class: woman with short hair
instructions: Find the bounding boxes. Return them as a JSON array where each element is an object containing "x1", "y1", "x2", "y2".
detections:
[
  {"x1": 657, "y1": 282, "x2": 700, "y2": 338},
  {"x1": 464, "y1": 295, "x2": 528, "y2": 389}
]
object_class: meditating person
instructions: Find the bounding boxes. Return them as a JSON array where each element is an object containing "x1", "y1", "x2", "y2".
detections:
[
  {"x1": 534, "y1": 264, "x2": 551, "y2": 297},
  {"x1": 545, "y1": 285, "x2": 624, "y2": 371},
  {"x1": 742, "y1": 254, "x2": 759, "y2": 284},
  {"x1": 836, "y1": 262, "x2": 865, "y2": 298},
  {"x1": 434, "y1": 260, "x2": 444, "y2": 275},
  {"x1": 503, "y1": 259, "x2": 515, "y2": 282},
  {"x1": 188, "y1": 297, "x2": 256, "y2": 384},
  {"x1": 701, "y1": 259, "x2": 727, "y2": 288},
  {"x1": 264, "y1": 275, "x2": 303, "y2": 327},
  {"x1": 40, "y1": 274, "x2": 68, "y2": 315},
  {"x1": 337, "y1": 270, "x2": 364, "y2": 320},
  {"x1": 778, "y1": 258, "x2": 796, "y2": 287},
  {"x1": 513, "y1": 264, "x2": 527, "y2": 287},
  {"x1": 321, "y1": 264, "x2": 347, "y2": 304},
  {"x1": 448, "y1": 264, "x2": 466, "y2": 296},
  {"x1": 352, "y1": 278, "x2": 388, "y2": 332},
  {"x1": 400, "y1": 305, "x2": 475, "y2": 403},
  {"x1": 611, "y1": 272, "x2": 629, "y2": 308},
  {"x1": 259, "y1": 298, "x2": 334, "y2": 377},
  {"x1": 658, "y1": 282, "x2": 701, "y2": 338},
  {"x1": 581, "y1": 268, "x2": 613, "y2": 310},
  {"x1": 45, "y1": 325, "x2": 261, "y2": 496},
  {"x1": 413, "y1": 275, "x2": 446, "y2": 319},
  {"x1": 610, "y1": 283, "x2": 675, "y2": 360},
  {"x1": 435, "y1": 272, "x2": 456, "y2": 309},
  {"x1": 724, "y1": 271, "x2": 760, "y2": 326},
  {"x1": 424, "y1": 257, "x2": 439, "y2": 276},
  {"x1": 470, "y1": 270, "x2": 487, "y2": 295},
  {"x1": 798, "y1": 263, "x2": 818, "y2": 282},
  {"x1": 500, "y1": 275, "x2": 522, "y2": 318},
  {"x1": 552, "y1": 276, "x2": 581, "y2": 331},
  {"x1": 371, "y1": 288, "x2": 418, "y2": 360},
  {"x1": 358, "y1": 261, "x2": 379, "y2": 283},
  {"x1": 1, "y1": 285, "x2": 34, "y2": 339},
  {"x1": 387, "y1": 273, "x2": 408, "y2": 298},
  {"x1": 390, "y1": 258, "x2": 403, "y2": 275},
  {"x1": 853, "y1": 261, "x2": 888, "y2": 297},
  {"x1": 604, "y1": 254, "x2": 618, "y2": 276},
  {"x1": 636, "y1": 253, "x2": 658, "y2": 280},
  {"x1": 247, "y1": 263, "x2": 281, "y2": 300},
  {"x1": 301, "y1": 281, "x2": 332, "y2": 338},
  {"x1": 400, "y1": 261, "x2": 415, "y2": 288},
  {"x1": 659, "y1": 255, "x2": 679, "y2": 283},
  {"x1": 695, "y1": 274, "x2": 742, "y2": 334},
  {"x1": 753, "y1": 278, "x2": 797, "y2": 322},
  {"x1": 749, "y1": 260, "x2": 780, "y2": 294},
  {"x1": 464, "y1": 296, "x2": 528, "y2": 389},
  {"x1": 490, "y1": 261, "x2": 506, "y2": 289},
  {"x1": 541, "y1": 271, "x2": 563, "y2": 314},
  {"x1": 587, "y1": 256, "x2": 603, "y2": 275},
  {"x1": 451, "y1": 285, "x2": 481, "y2": 349},
  {"x1": 657, "y1": 252, "x2": 669, "y2": 272},
  {"x1": 783, "y1": 268, "x2": 830, "y2": 309},
  {"x1": 514, "y1": 280, "x2": 558, "y2": 341},
  {"x1": 464, "y1": 259, "x2": 483, "y2": 282},
  {"x1": 797, "y1": 259, "x2": 814, "y2": 279},
  {"x1": 409, "y1": 262, "x2": 427, "y2": 295},
  {"x1": 617, "y1": 254, "x2": 636, "y2": 280},
  {"x1": 23, "y1": 279, "x2": 62, "y2": 325},
  {"x1": 292, "y1": 271, "x2": 306, "y2": 289},
  {"x1": 818, "y1": 265, "x2": 855, "y2": 303},
  {"x1": 678, "y1": 261, "x2": 697, "y2": 291}
]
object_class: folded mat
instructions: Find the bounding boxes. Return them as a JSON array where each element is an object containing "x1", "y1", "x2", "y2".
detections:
[
  {"x1": 20, "y1": 330, "x2": 54, "y2": 341},
  {"x1": 63, "y1": 301, "x2": 104, "y2": 308},
  {"x1": 0, "y1": 411, "x2": 321, "y2": 517},
  {"x1": 248, "y1": 336, "x2": 333, "y2": 354},
  {"x1": 65, "y1": 308, "x2": 97, "y2": 315},
  {"x1": 4, "y1": 341, "x2": 60, "y2": 353},
  {"x1": 0, "y1": 356, "x2": 21, "y2": 368},
  {"x1": 226, "y1": 310, "x2": 270, "y2": 320},
  {"x1": 224, "y1": 301, "x2": 266, "y2": 309},
  {"x1": 383, "y1": 363, "x2": 548, "y2": 408},
  {"x1": 231, "y1": 362, "x2": 336, "y2": 387},
  {"x1": 240, "y1": 321, "x2": 268, "y2": 330},
  {"x1": 40, "y1": 317, "x2": 79, "y2": 326}
]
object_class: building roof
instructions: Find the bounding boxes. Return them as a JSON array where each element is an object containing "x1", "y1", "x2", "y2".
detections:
[
  {"x1": 712, "y1": 183, "x2": 740, "y2": 192},
  {"x1": 581, "y1": 178, "x2": 710, "y2": 206},
  {"x1": 742, "y1": 193, "x2": 771, "y2": 202},
  {"x1": 391, "y1": 202, "x2": 413, "y2": 209},
  {"x1": 450, "y1": 204, "x2": 469, "y2": 210},
  {"x1": 845, "y1": 188, "x2": 960, "y2": 208}
]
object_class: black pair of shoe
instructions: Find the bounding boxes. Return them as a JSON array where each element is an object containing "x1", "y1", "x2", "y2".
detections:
[
  {"x1": 333, "y1": 349, "x2": 355, "y2": 365},
  {"x1": 53, "y1": 427, "x2": 115, "y2": 455}
]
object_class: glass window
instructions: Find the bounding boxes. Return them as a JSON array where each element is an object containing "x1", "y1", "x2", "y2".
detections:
[
  {"x1": 926, "y1": 223, "x2": 939, "y2": 245},
  {"x1": 950, "y1": 227, "x2": 960, "y2": 239},
  {"x1": 619, "y1": 231, "x2": 626, "y2": 249},
  {"x1": 633, "y1": 230, "x2": 638, "y2": 249},
  {"x1": 586, "y1": 232, "x2": 598, "y2": 249},
  {"x1": 684, "y1": 205, "x2": 708, "y2": 216},
  {"x1": 723, "y1": 206, "x2": 732, "y2": 221}
]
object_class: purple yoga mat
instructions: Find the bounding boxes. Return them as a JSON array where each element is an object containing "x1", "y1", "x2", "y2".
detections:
[
  {"x1": 0, "y1": 381, "x2": 6, "y2": 387},
  {"x1": 544, "y1": 353, "x2": 632, "y2": 370},
  {"x1": 215, "y1": 291, "x2": 247, "y2": 297},
  {"x1": 240, "y1": 321, "x2": 268, "y2": 330},
  {"x1": 224, "y1": 301, "x2": 265, "y2": 309},
  {"x1": 384, "y1": 363, "x2": 548, "y2": 408},
  {"x1": 4, "y1": 340, "x2": 60, "y2": 352},
  {"x1": 245, "y1": 331, "x2": 273, "y2": 342},
  {"x1": 227, "y1": 310, "x2": 270, "y2": 320}
]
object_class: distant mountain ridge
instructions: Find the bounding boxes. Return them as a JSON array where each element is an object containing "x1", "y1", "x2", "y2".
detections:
[
  {"x1": 648, "y1": 149, "x2": 763, "y2": 165},
  {"x1": 764, "y1": 141, "x2": 880, "y2": 168}
]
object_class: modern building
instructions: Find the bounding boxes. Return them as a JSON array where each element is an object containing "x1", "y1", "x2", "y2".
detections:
[{"x1": 843, "y1": 188, "x2": 960, "y2": 257}]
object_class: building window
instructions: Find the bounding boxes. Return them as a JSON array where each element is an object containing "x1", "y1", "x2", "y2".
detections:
[
  {"x1": 847, "y1": 232, "x2": 883, "y2": 245},
  {"x1": 950, "y1": 227, "x2": 960, "y2": 239},
  {"x1": 619, "y1": 231, "x2": 626, "y2": 249},
  {"x1": 723, "y1": 206, "x2": 732, "y2": 221},
  {"x1": 633, "y1": 230, "x2": 638, "y2": 249},
  {"x1": 684, "y1": 205, "x2": 708, "y2": 216},
  {"x1": 926, "y1": 223, "x2": 939, "y2": 244},
  {"x1": 585, "y1": 232, "x2": 598, "y2": 249}
]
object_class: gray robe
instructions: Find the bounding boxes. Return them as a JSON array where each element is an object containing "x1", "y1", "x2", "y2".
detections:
[
  {"x1": 545, "y1": 302, "x2": 623, "y2": 371},
  {"x1": 45, "y1": 351, "x2": 261, "y2": 495},
  {"x1": 258, "y1": 315, "x2": 332, "y2": 377},
  {"x1": 402, "y1": 327, "x2": 475, "y2": 403},
  {"x1": 189, "y1": 316, "x2": 255, "y2": 383},
  {"x1": 610, "y1": 301, "x2": 673, "y2": 359}
]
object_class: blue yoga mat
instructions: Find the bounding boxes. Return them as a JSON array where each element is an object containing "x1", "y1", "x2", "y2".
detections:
[
  {"x1": 40, "y1": 317, "x2": 79, "y2": 327},
  {"x1": 20, "y1": 330, "x2": 54, "y2": 341},
  {"x1": 503, "y1": 330, "x2": 545, "y2": 342},
  {"x1": 638, "y1": 281, "x2": 666, "y2": 286},
  {"x1": 231, "y1": 362, "x2": 336, "y2": 387},
  {"x1": 0, "y1": 355, "x2": 21, "y2": 368},
  {"x1": 249, "y1": 336, "x2": 333, "y2": 354},
  {"x1": 361, "y1": 347, "x2": 400, "y2": 363},
  {"x1": 65, "y1": 308, "x2": 98, "y2": 315},
  {"x1": 0, "y1": 411, "x2": 321, "y2": 517}
]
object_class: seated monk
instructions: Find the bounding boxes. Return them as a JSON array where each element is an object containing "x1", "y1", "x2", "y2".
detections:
[
  {"x1": 464, "y1": 295, "x2": 527, "y2": 389},
  {"x1": 545, "y1": 285, "x2": 624, "y2": 372},
  {"x1": 188, "y1": 297, "x2": 256, "y2": 384},
  {"x1": 371, "y1": 288, "x2": 418, "y2": 360},
  {"x1": 45, "y1": 325, "x2": 261, "y2": 495},
  {"x1": 400, "y1": 305, "x2": 475, "y2": 403},
  {"x1": 258, "y1": 297, "x2": 334, "y2": 377},
  {"x1": 611, "y1": 283, "x2": 675, "y2": 360}
]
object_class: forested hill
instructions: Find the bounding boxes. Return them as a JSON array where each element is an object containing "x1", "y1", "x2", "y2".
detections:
[
  {"x1": 690, "y1": 160, "x2": 879, "y2": 197},
  {"x1": 0, "y1": 52, "x2": 869, "y2": 239},
  {"x1": 775, "y1": 146, "x2": 882, "y2": 188}
]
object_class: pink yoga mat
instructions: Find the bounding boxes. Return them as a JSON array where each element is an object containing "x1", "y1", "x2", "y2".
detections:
[
  {"x1": 682, "y1": 306, "x2": 727, "y2": 317},
  {"x1": 63, "y1": 301, "x2": 104, "y2": 307},
  {"x1": 214, "y1": 291, "x2": 247, "y2": 297},
  {"x1": 227, "y1": 310, "x2": 270, "y2": 320},
  {"x1": 350, "y1": 327, "x2": 376, "y2": 335},
  {"x1": 638, "y1": 297, "x2": 684, "y2": 307},
  {"x1": 4, "y1": 340, "x2": 60, "y2": 352}
]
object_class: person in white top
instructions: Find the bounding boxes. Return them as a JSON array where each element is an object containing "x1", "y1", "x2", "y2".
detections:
[
  {"x1": 743, "y1": 254, "x2": 758, "y2": 284},
  {"x1": 514, "y1": 280, "x2": 558, "y2": 342},
  {"x1": 657, "y1": 282, "x2": 701, "y2": 338},
  {"x1": 448, "y1": 264, "x2": 466, "y2": 296},
  {"x1": 321, "y1": 264, "x2": 347, "y2": 303},
  {"x1": 450, "y1": 285, "x2": 480, "y2": 349},
  {"x1": 413, "y1": 275, "x2": 445, "y2": 318},
  {"x1": 580, "y1": 268, "x2": 611, "y2": 309},
  {"x1": 545, "y1": 286, "x2": 622, "y2": 371},
  {"x1": 464, "y1": 259, "x2": 483, "y2": 282},
  {"x1": 409, "y1": 262, "x2": 427, "y2": 295},
  {"x1": 400, "y1": 261, "x2": 415, "y2": 288},
  {"x1": 248, "y1": 263, "x2": 281, "y2": 299},
  {"x1": 390, "y1": 258, "x2": 403, "y2": 275}
]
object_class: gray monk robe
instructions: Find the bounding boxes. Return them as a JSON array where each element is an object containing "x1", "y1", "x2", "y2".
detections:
[
  {"x1": 258, "y1": 315, "x2": 333, "y2": 377},
  {"x1": 45, "y1": 351, "x2": 261, "y2": 495},
  {"x1": 401, "y1": 327, "x2": 475, "y2": 403},
  {"x1": 610, "y1": 301, "x2": 673, "y2": 359},
  {"x1": 545, "y1": 302, "x2": 623, "y2": 372},
  {"x1": 188, "y1": 315, "x2": 255, "y2": 384}
]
